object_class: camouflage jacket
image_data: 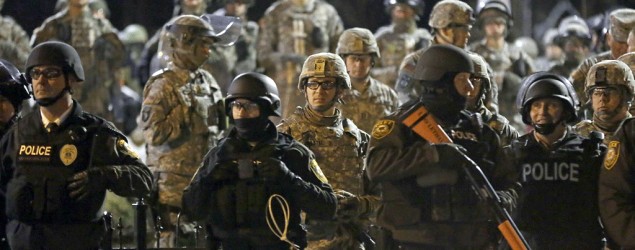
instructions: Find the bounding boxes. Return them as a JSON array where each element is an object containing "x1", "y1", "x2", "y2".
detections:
[
  {"x1": 338, "y1": 78, "x2": 400, "y2": 133},
  {"x1": 468, "y1": 40, "x2": 535, "y2": 81},
  {"x1": 570, "y1": 51, "x2": 613, "y2": 105},
  {"x1": 0, "y1": 16, "x2": 30, "y2": 71},
  {"x1": 574, "y1": 113, "x2": 632, "y2": 144}
]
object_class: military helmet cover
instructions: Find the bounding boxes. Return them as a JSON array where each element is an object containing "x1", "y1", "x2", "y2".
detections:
[
  {"x1": 429, "y1": 0, "x2": 475, "y2": 29},
  {"x1": 336, "y1": 28, "x2": 380, "y2": 58},
  {"x1": 298, "y1": 52, "x2": 351, "y2": 90},
  {"x1": 586, "y1": 59, "x2": 635, "y2": 97},
  {"x1": 609, "y1": 8, "x2": 635, "y2": 43}
]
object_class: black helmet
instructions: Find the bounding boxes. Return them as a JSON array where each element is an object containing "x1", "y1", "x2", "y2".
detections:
[
  {"x1": 0, "y1": 59, "x2": 30, "y2": 111},
  {"x1": 225, "y1": 72, "x2": 281, "y2": 117},
  {"x1": 414, "y1": 44, "x2": 474, "y2": 81},
  {"x1": 25, "y1": 41, "x2": 84, "y2": 83},
  {"x1": 517, "y1": 72, "x2": 579, "y2": 124}
]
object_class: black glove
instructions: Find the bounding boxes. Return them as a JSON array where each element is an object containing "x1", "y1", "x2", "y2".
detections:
[
  {"x1": 496, "y1": 188, "x2": 519, "y2": 212},
  {"x1": 256, "y1": 158, "x2": 293, "y2": 182},
  {"x1": 67, "y1": 168, "x2": 108, "y2": 200},
  {"x1": 433, "y1": 143, "x2": 470, "y2": 167}
]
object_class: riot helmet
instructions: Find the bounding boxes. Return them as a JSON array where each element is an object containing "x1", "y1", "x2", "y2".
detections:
[
  {"x1": 298, "y1": 52, "x2": 351, "y2": 90},
  {"x1": 0, "y1": 59, "x2": 30, "y2": 112},
  {"x1": 429, "y1": 0, "x2": 475, "y2": 30},
  {"x1": 226, "y1": 72, "x2": 281, "y2": 117},
  {"x1": 477, "y1": 0, "x2": 512, "y2": 28},
  {"x1": 26, "y1": 41, "x2": 84, "y2": 83},
  {"x1": 414, "y1": 45, "x2": 474, "y2": 81},
  {"x1": 517, "y1": 72, "x2": 579, "y2": 126},
  {"x1": 336, "y1": 28, "x2": 380, "y2": 58},
  {"x1": 586, "y1": 60, "x2": 635, "y2": 104}
]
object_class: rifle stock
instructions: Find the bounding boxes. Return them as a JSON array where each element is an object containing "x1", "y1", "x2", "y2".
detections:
[{"x1": 401, "y1": 104, "x2": 530, "y2": 250}]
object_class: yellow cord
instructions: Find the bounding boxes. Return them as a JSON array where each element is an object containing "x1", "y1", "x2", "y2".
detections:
[{"x1": 266, "y1": 194, "x2": 300, "y2": 249}]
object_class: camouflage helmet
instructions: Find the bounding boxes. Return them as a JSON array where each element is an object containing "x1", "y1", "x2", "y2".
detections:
[
  {"x1": 226, "y1": 72, "x2": 281, "y2": 117},
  {"x1": 0, "y1": 59, "x2": 30, "y2": 111},
  {"x1": 554, "y1": 15, "x2": 592, "y2": 47},
  {"x1": 25, "y1": 41, "x2": 84, "y2": 83},
  {"x1": 118, "y1": 24, "x2": 149, "y2": 45},
  {"x1": 383, "y1": 0, "x2": 425, "y2": 17},
  {"x1": 586, "y1": 60, "x2": 635, "y2": 99},
  {"x1": 336, "y1": 28, "x2": 380, "y2": 58},
  {"x1": 414, "y1": 44, "x2": 474, "y2": 81},
  {"x1": 517, "y1": 72, "x2": 579, "y2": 124},
  {"x1": 609, "y1": 8, "x2": 635, "y2": 43},
  {"x1": 298, "y1": 52, "x2": 351, "y2": 90},
  {"x1": 469, "y1": 53, "x2": 491, "y2": 94},
  {"x1": 429, "y1": 0, "x2": 475, "y2": 29}
]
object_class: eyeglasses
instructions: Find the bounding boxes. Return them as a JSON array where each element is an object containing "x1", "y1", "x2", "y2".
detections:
[
  {"x1": 591, "y1": 88, "x2": 619, "y2": 98},
  {"x1": 306, "y1": 80, "x2": 337, "y2": 90},
  {"x1": 29, "y1": 68, "x2": 63, "y2": 80},
  {"x1": 229, "y1": 100, "x2": 260, "y2": 112}
]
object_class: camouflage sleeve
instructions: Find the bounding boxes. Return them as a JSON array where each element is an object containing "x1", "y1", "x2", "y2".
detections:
[
  {"x1": 102, "y1": 135, "x2": 153, "y2": 198},
  {"x1": 327, "y1": 9, "x2": 344, "y2": 52},
  {"x1": 256, "y1": 12, "x2": 279, "y2": 73},
  {"x1": 140, "y1": 77, "x2": 187, "y2": 145},
  {"x1": 570, "y1": 59, "x2": 593, "y2": 104},
  {"x1": 0, "y1": 19, "x2": 30, "y2": 71},
  {"x1": 599, "y1": 119, "x2": 635, "y2": 247}
]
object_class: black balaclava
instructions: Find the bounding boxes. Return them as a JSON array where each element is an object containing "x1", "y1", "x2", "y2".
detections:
[
  {"x1": 419, "y1": 73, "x2": 466, "y2": 126},
  {"x1": 233, "y1": 100, "x2": 271, "y2": 141}
]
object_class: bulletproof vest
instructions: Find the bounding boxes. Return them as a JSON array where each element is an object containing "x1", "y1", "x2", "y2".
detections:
[
  {"x1": 6, "y1": 124, "x2": 108, "y2": 223},
  {"x1": 338, "y1": 78, "x2": 398, "y2": 132},
  {"x1": 282, "y1": 109, "x2": 366, "y2": 195},
  {"x1": 425, "y1": 112, "x2": 493, "y2": 223}
]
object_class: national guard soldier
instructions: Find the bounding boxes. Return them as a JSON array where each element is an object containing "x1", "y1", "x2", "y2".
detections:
[
  {"x1": 373, "y1": 0, "x2": 431, "y2": 88},
  {"x1": 257, "y1": 0, "x2": 344, "y2": 119},
  {"x1": 182, "y1": 72, "x2": 337, "y2": 250},
  {"x1": 0, "y1": 0, "x2": 30, "y2": 71},
  {"x1": 469, "y1": 0, "x2": 534, "y2": 131},
  {"x1": 510, "y1": 72, "x2": 605, "y2": 249},
  {"x1": 31, "y1": 0, "x2": 125, "y2": 120},
  {"x1": 139, "y1": 15, "x2": 237, "y2": 247},
  {"x1": 575, "y1": 60, "x2": 635, "y2": 144},
  {"x1": 549, "y1": 16, "x2": 593, "y2": 78},
  {"x1": 467, "y1": 53, "x2": 519, "y2": 146},
  {"x1": 534, "y1": 28, "x2": 563, "y2": 72},
  {"x1": 0, "y1": 41, "x2": 152, "y2": 250},
  {"x1": 336, "y1": 28, "x2": 400, "y2": 133},
  {"x1": 277, "y1": 53, "x2": 377, "y2": 249},
  {"x1": 395, "y1": 0, "x2": 476, "y2": 104},
  {"x1": 570, "y1": 8, "x2": 635, "y2": 112},
  {"x1": 367, "y1": 44, "x2": 518, "y2": 249}
]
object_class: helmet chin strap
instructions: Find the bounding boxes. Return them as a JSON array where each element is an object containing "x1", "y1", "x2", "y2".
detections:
[
  {"x1": 533, "y1": 118, "x2": 564, "y2": 135},
  {"x1": 35, "y1": 79, "x2": 71, "y2": 107}
]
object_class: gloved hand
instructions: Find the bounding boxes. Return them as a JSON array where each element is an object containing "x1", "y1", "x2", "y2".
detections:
[
  {"x1": 496, "y1": 188, "x2": 519, "y2": 212},
  {"x1": 256, "y1": 158, "x2": 293, "y2": 182},
  {"x1": 67, "y1": 168, "x2": 108, "y2": 200},
  {"x1": 433, "y1": 143, "x2": 470, "y2": 167},
  {"x1": 416, "y1": 143, "x2": 469, "y2": 188}
]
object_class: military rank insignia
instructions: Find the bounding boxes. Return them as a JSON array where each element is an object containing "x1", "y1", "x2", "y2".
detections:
[
  {"x1": 310, "y1": 159, "x2": 329, "y2": 184},
  {"x1": 118, "y1": 139, "x2": 140, "y2": 159},
  {"x1": 604, "y1": 141, "x2": 620, "y2": 170},
  {"x1": 60, "y1": 144, "x2": 78, "y2": 166},
  {"x1": 371, "y1": 119, "x2": 395, "y2": 139}
]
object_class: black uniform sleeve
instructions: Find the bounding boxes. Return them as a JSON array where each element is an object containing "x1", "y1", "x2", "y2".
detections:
[
  {"x1": 100, "y1": 134, "x2": 153, "y2": 198},
  {"x1": 283, "y1": 144, "x2": 337, "y2": 220},
  {"x1": 182, "y1": 149, "x2": 218, "y2": 221},
  {"x1": 365, "y1": 118, "x2": 440, "y2": 182},
  {"x1": 599, "y1": 119, "x2": 635, "y2": 247}
]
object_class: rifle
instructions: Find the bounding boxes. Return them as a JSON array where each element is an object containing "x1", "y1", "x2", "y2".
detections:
[{"x1": 401, "y1": 103, "x2": 530, "y2": 250}]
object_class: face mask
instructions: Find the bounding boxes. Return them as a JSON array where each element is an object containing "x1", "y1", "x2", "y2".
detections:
[{"x1": 234, "y1": 117, "x2": 269, "y2": 141}]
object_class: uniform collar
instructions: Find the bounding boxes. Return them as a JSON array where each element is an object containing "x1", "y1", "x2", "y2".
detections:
[{"x1": 41, "y1": 101, "x2": 74, "y2": 128}]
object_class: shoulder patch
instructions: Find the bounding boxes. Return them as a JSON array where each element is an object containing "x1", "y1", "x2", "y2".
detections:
[
  {"x1": 310, "y1": 159, "x2": 329, "y2": 184},
  {"x1": 371, "y1": 119, "x2": 395, "y2": 139},
  {"x1": 604, "y1": 141, "x2": 620, "y2": 170},
  {"x1": 117, "y1": 139, "x2": 140, "y2": 159}
]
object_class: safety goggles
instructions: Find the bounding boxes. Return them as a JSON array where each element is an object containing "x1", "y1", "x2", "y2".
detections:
[
  {"x1": 229, "y1": 100, "x2": 260, "y2": 112},
  {"x1": 29, "y1": 68, "x2": 63, "y2": 80}
]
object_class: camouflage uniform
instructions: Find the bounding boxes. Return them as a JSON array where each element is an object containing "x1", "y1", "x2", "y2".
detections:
[
  {"x1": 278, "y1": 53, "x2": 377, "y2": 249},
  {"x1": 373, "y1": 0, "x2": 432, "y2": 88},
  {"x1": 570, "y1": 9, "x2": 635, "y2": 108},
  {"x1": 0, "y1": 0, "x2": 30, "y2": 71},
  {"x1": 138, "y1": 15, "x2": 233, "y2": 246},
  {"x1": 257, "y1": 0, "x2": 344, "y2": 118},
  {"x1": 31, "y1": 5, "x2": 124, "y2": 119},
  {"x1": 575, "y1": 60, "x2": 635, "y2": 144}
]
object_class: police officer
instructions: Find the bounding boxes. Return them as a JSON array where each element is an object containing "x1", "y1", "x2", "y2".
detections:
[
  {"x1": 373, "y1": 0, "x2": 431, "y2": 88},
  {"x1": 467, "y1": 53, "x2": 519, "y2": 146},
  {"x1": 395, "y1": 0, "x2": 475, "y2": 104},
  {"x1": 277, "y1": 53, "x2": 376, "y2": 249},
  {"x1": 510, "y1": 72, "x2": 604, "y2": 248},
  {"x1": 0, "y1": 59, "x2": 29, "y2": 137},
  {"x1": 139, "y1": 14, "x2": 233, "y2": 247},
  {"x1": 469, "y1": 0, "x2": 534, "y2": 131},
  {"x1": 570, "y1": 8, "x2": 635, "y2": 111},
  {"x1": 257, "y1": 0, "x2": 344, "y2": 119},
  {"x1": 575, "y1": 60, "x2": 635, "y2": 144},
  {"x1": 0, "y1": 41, "x2": 152, "y2": 250},
  {"x1": 367, "y1": 44, "x2": 517, "y2": 249},
  {"x1": 549, "y1": 16, "x2": 593, "y2": 78},
  {"x1": 336, "y1": 28, "x2": 400, "y2": 133},
  {"x1": 182, "y1": 72, "x2": 337, "y2": 250}
]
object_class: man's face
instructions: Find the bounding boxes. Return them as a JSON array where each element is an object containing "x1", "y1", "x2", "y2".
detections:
[
  {"x1": 466, "y1": 75, "x2": 483, "y2": 106},
  {"x1": 189, "y1": 37, "x2": 215, "y2": 67},
  {"x1": 563, "y1": 38, "x2": 589, "y2": 62},
  {"x1": 530, "y1": 97, "x2": 564, "y2": 125},
  {"x1": 453, "y1": 72, "x2": 475, "y2": 98},
  {"x1": 483, "y1": 19, "x2": 506, "y2": 39},
  {"x1": 591, "y1": 87, "x2": 624, "y2": 121},
  {"x1": 306, "y1": 76, "x2": 338, "y2": 112},
  {"x1": 345, "y1": 54, "x2": 372, "y2": 81},
  {"x1": 30, "y1": 65, "x2": 67, "y2": 101},
  {"x1": 608, "y1": 33, "x2": 629, "y2": 59},
  {"x1": 230, "y1": 98, "x2": 261, "y2": 119},
  {"x1": 0, "y1": 96, "x2": 15, "y2": 123},
  {"x1": 391, "y1": 4, "x2": 416, "y2": 23},
  {"x1": 439, "y1": 24, "x2": 472, "y2": 48}
]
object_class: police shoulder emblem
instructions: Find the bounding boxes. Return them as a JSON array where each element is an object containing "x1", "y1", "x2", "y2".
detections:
[
  {"x1": 117, "y1": 139, "x2": 140, "y2": 159},
  {"x1": 604, "y1": 141, "x2": 620, "y2": 170},
  {"x1": 310, "y1": 159, "x2": 329, "y2": 184},
  {"x1": 60, "y1": 144, "x2": 78, "y2": 166},
  {"x1": 371, "y1": 119, "x2": 395, "y2": 139}
]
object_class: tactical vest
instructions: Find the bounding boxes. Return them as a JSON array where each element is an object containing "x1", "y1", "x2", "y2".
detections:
[
  {"x1": 6, "y1": 124, "x2": 112, "y2": 224},
  {"x1": 339, "y1": 78, "x2": 398, "y2": 133}
]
